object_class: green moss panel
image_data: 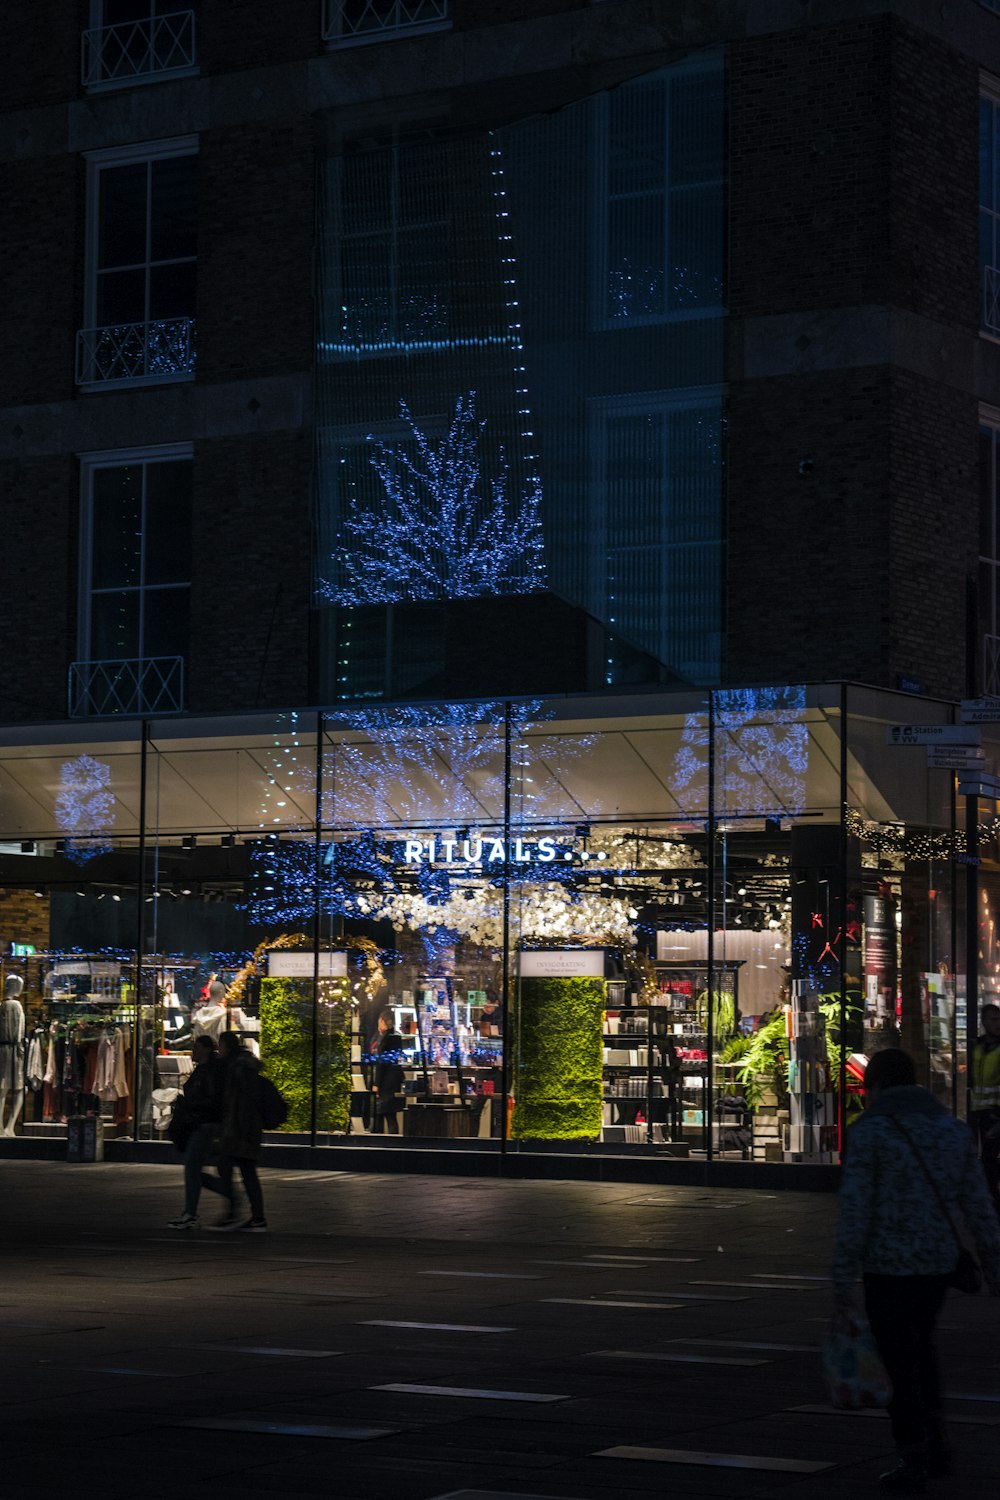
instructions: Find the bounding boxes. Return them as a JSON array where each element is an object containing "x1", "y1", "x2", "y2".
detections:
[
  {"x1": 511, "y1": 976, "x2": 606, "y2": 1141},
  {"x1": 259, "y1": 976, "x2": 352, "y2": 1134}
]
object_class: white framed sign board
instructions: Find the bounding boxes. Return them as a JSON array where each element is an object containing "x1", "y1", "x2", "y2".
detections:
[
  {"x1": 519, "y1": 950, "x2": 605, "y2": 978},
  {"x1": 266, "y1": 951, "x2": 348, "y2": 978}
]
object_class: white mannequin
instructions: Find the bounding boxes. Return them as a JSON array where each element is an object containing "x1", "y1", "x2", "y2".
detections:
[
  {"x1": 192, "y1": 979, "x2": 229, "y2": 1042},
  {"x1": 0, "y1": 975, "x2": 26, "y2": 1136}
]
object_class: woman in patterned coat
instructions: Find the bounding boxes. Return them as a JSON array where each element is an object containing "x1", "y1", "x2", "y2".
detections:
[{"x1": 831, "y1": 1048, "x2": 1000, "y2": 1494}]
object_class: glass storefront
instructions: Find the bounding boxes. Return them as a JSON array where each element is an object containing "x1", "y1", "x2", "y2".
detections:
[{"x1": 0, "y1": 684, "x2": 988, "y2": 1177}]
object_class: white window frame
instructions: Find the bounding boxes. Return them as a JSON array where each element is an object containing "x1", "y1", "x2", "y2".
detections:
[
  {"x1": 80, "y1": 136, "x2": 198, "y2": 391},
  {"x1": 590, "y1": 58, "x2": 725, "y2": 332},
  {"x1": 83, "y1": 2, "x2": 198, "y2": 93},
  {"x1": 78, "y1": 443, "x2": 193, "y2": 666}
]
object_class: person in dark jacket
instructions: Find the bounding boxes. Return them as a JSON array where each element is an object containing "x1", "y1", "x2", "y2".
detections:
[
  {"x1": 206, "y1": 1030, "x2": 267, "y2": 1232},
  {"x1": 167, "y1": 1035, "x2": 224, "y2": 1230},
  {"x1": 372, "y1": 1010, "x2": 405, "y2": 1134},
  {"x1": 831, "y1": 1048, "x2": 1000, "y2": 1494}
]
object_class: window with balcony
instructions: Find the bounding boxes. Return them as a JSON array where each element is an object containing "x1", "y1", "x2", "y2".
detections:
[
  {"x1": 78, "y1": 139, "x2": 197, "y2": 388},
  {"x1": 73, "y1": 448, "x2": 192, "y2": 716},
  {"x1": 981, "y1": 87, "x2": 1000, "y2": 335},
  {"x1": 322, "y1": 0, "x2": 449, "y2": 47},
  {"x1": 593, "y1": 60, "x2": 724, "y2": 327},
  {"x1": 82, "y1": 2, "x2": 197, "y2": 90}
]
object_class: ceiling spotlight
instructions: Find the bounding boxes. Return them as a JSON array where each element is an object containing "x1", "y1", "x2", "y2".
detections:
[
  {"x1": 182, "y1": 835, "x2": 197, "y2": 851},
  {"x1": 21, "y1": 840, "x2": 35, "y2": 855},
  {"x1": 221, "y1": 834, "x2": 236, "y2": 848},
  {"x1": 575, "y1": 823, "x2": 591, "y2": 840},
  {"x1": 33, "y1": 888, "x2": 45, "y2": 899},
  {"x1": 111, "y1": 892, "x2": 122, "y2": 902}
]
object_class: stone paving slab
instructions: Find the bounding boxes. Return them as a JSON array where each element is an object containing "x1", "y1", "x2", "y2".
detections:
[{"x1": 0, "y1": 1158, "x2": 997, "y2": 1499}]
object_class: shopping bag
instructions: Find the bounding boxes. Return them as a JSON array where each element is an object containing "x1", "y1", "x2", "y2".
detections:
[{"x1": 821, "y1": 1308, "x2": 891, "y2": 1410}]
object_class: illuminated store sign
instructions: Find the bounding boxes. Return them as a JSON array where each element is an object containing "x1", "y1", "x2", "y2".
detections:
[{"x1": 399, "y1": 837, "x2": 608, "y2": 867}]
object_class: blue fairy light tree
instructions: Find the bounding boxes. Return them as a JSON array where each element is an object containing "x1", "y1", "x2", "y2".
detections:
[{"x1": 329, "y1": 393, "x2": 545, "y2": 605}]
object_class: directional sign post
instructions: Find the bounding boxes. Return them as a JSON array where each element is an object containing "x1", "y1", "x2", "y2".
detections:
[
  {"x1": 927, "y1": 746, "x2": 986, "y2": 770},
  {"x1": 887, "y1": 725, "x2": 981, "y2": 746},
  {"x1": 957, "y1": 774, "x2": 1000, "y2": 799},
  {"x1": 960, "y1": 698, "x2": 1000, "y2": 724}
]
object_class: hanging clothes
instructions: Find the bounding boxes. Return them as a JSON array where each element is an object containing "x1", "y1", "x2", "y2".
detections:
[{"x1": 25, "y1": 1033, "x2": 43, "y2": 1091}]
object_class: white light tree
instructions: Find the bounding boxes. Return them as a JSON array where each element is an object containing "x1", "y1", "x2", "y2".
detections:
[{"x1": 329, "y1": 393, "x2": 545, "y2": 605}]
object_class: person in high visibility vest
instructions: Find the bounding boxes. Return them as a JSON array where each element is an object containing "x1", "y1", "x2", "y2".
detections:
[{"x1": 971, "y1": 1003, "x2": 1000, "y2": 1214}]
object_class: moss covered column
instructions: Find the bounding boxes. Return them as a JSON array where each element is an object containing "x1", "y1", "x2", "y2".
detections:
[
  {"x1": 259, "y1": 976, "x2": 351, "y2": 1134},
  {"x1": 511, "y1": 976, "x2": 606, "y2": 1140}
]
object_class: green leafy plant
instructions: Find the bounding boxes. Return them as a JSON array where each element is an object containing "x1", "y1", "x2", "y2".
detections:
[
  {"x1": 735, "y1": 1008, "x2": 790, "y2": 1108},
  {"x1": 511, "y1": 976, "x2": 605, "y2": 1141},
  {"x1": 259, "y1": 977, "x2": 352, "y2": 1134},
  {"x1": 696, "y1": 987, "x2": 736, "y2": 1043}
]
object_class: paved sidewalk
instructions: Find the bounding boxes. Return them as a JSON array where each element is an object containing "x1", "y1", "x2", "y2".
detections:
[{"x1": 0, "y1": 1159, "x2": 997, "y2": 1499}]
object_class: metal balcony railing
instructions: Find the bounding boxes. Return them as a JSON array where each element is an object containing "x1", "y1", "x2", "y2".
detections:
[
  {"x1": 322, "y1": 0, "x2": 449, "y2": 45},
  {"x1": 81, "y1": 9, "x2": 196, "y2": 88},
  {"x1": 984, "y1": 265, "x2": 1000, "y2": 336},
  {"x1": 69, "y1": 657, "x2": 185, "y2": 718},
  {"x1": 984, "y1": 634, "x2": 1000, "y2": 698},
  {"x1": 76, "y1": 317, "x2": 196, "y2": 386}
]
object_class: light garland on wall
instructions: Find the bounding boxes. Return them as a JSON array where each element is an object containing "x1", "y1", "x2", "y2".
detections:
[{"x1": 324, "y1": 394, "x2": 545, "y2": 607}]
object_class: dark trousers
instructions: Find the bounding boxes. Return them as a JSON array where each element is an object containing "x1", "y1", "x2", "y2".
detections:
[
  {"x1": 214, "y1": 1156, "x2": 265, "y2": 1221},
  {"x1": 183, "y1": 1123, "x2": 217, "y2": 1216},
  {"x1": 864, "y1": 1273, "x2": 950, "y2": 1449}
]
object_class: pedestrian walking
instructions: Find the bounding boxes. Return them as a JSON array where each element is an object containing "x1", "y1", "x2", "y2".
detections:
[
  {"x1": 167, "y1": 1034, "x2": 224, "y2": 1230},
  {"x1": 208, "y1": 1030, "x2": 268, "y2": 1232},
  {"x1": 831, "y1": 1047, "x2": 1000, "y2": 1494},
  {"x1": 971, "y1": 1001, "x2": 1000, "y2": 1214}
]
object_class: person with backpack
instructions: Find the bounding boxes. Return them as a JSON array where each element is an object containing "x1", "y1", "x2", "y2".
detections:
[
  {"x1": 206, "y1": 1031, "x2": 269, "y2": 1232},
  {"x1": 167, "y1": 1034, "x2": 224, "y2": 1231}
]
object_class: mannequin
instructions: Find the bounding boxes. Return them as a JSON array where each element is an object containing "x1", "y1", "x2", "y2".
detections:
[
  {"x1": 0, "y1": 975, "x2": 26, "y2": 1136},
  {"x1": 191, "y1": 979, "x2": 229, "y2": 1042},
  {"x1": 162, "y1": 977, "x2": 192, "y2": 1050}
]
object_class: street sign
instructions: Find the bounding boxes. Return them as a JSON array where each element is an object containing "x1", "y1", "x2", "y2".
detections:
[
  {"x1": 957, "y1": 775, "x2": 1000, "y2": 798},
  {"x1": 960, "y1": 698, "x2": 1000, "y2": 723},
  {"x1": 927, "y1": 746, "x2": 986, "y2": 769},
  {"x1": 887, "y1": 724, "x2": 981, "y2": 746}
]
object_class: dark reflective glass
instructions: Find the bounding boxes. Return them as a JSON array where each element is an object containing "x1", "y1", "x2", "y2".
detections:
[
  {"x1": 96, "y1": 267, "x2": 146, "y2": 325},
  {"x1": 145, "y1": 461, "x2": 193, "y2": 585},
  {"x1": 91, "y1": 589, "x2": 140, "y2": 659},
  {"x1": 142, "y1": 585, "x2": 190, "y2": 658},
  {"x1": 150, "y1": 155, "x2": 197, "y2": 262},
  {"x1": 149, "y1": 261, "x2": 196, "y2": 320},
  {"x1": 99, "y1": 163, "x2": 148, "y2": 270},
  {"x1": 92, "y1": 466, "x2": 142, "y2": 589}
]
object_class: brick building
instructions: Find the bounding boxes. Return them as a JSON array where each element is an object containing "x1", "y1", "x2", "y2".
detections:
[{"x1": 0, "y1": 1, "x2": 997, "y2": 1177}]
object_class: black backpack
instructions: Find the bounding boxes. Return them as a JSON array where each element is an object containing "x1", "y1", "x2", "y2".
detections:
[{"x1": 259, "y1": 1073, "x2": 289, "y2": 1129}]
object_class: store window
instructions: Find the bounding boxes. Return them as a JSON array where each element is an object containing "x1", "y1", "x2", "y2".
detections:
[
  {"x1": 78, "y1": 138, "x2": 197, "y2": 387},
  {"x1": 593, "y1": 59, "x2": 724, "y2": 327},
  {"x1": 74, "y1": 447, "x2": 192, "y2": 715}
]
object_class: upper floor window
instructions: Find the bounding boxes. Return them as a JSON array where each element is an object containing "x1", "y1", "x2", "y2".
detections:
[
  {"x1": 322, "y1": 1, "x2": 449, "y2": 48},
  {"x1": 979, "y1": 418, "x2": 1000, "y2": 695},
  {"x1": 78, "y1": 139, "x2": 197, "y2": 389},
  {"x1": 329, "y1": 131, "x2": 449, "y2": 355},
  {"x1": 73, "y1": 447, "x2": 192, "y2": 716},
  {"x1": 82, "y1": 2, "x2": 197, "y2": 90},
  {"x1": 982, "y1": 89, "x2": 1000, "y2": 336},
  {"x1": 593, "y1": 60, "x2": 725, "y2": 327}
]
